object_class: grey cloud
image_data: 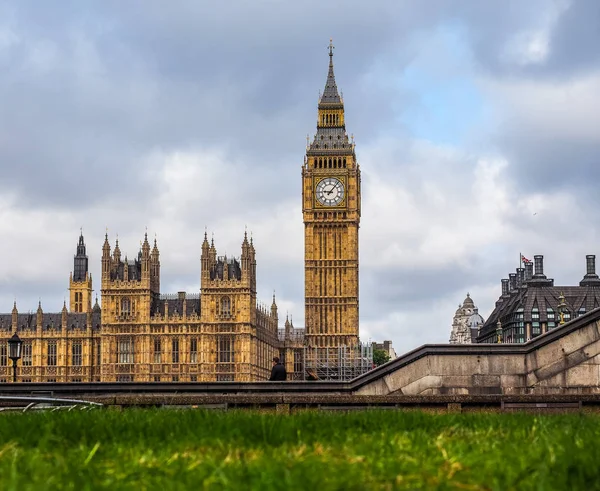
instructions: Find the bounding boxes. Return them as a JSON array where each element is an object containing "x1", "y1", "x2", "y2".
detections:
[{"x1": 1, "y1": 0, "x2": 598, "y2": 349}]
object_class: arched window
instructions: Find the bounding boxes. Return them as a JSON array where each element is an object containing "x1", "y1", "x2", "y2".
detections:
[{"x1": 221, "y1": 297, "x2": 231, "y2": 316}]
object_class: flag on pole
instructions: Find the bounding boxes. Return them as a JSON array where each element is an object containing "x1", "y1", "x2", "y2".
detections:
[{"x1": 520, "y1": 253, "x2": 532, "y2": 264}]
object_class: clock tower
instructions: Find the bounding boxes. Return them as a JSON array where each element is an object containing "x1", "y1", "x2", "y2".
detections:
[{"x1": 303, "y1": 41, "x2": 361, "y2": 348}]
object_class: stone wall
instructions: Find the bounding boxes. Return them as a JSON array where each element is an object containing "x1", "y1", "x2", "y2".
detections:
[{"x1": 353, "y1": 309, "x2": 600, "y2": 396}]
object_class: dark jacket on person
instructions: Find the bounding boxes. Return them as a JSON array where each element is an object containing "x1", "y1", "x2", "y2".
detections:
[{"x1": 269, "y1": 363, "x2": 287, "y2": 381}]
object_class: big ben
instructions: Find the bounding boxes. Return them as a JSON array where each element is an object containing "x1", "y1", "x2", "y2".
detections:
[{"x1": 303, "y1": 41, "x2": 361, "y2": 348}]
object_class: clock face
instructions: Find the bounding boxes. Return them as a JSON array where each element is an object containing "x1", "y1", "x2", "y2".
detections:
[{"x1": 316, "y1": 177, "x2": 345, "y2": 206}]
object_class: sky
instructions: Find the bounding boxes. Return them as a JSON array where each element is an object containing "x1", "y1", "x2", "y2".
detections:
[{"x1": 1, "y1": 0, "x2": 599, "y2": 353}]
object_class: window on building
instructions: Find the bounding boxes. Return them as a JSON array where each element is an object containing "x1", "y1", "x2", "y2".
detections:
[
  {"x1": 153, "y1": 375, "x2": 161, "y2": 382},
  {"x1": 117, "y1": 375, "x2": 133, "y2": 382},
  {"x1": 190, "y1": 338, "x2": 198, "y2": 364},
  {"x1": 221, "y1": 297, "x2": 231, "y2": 316},
  {"x1": 0, "y1": 344, "x2": 6, "y2": 366},
  {"x1": 217, "y1": 335, "x2": 233, "y2": 363},
  {"x1": 117, "y1": 337, "x2": 133, "y2": 364},
  {"x1": 72, "y1": 341, "x2": 82, "y2": 366},
  {"x1": 22, "y1": 342, "x2": 32, "y2": 366},
  {"x1": 96, "y1": 342, "x2": 101, "y2": 365},
  {"x1": 172, "y1": 339, "x2": 179, "y2": 363},
  {"x1": 190, "y1": 375, "x2": 197, "y2": 382},
  {"x1": 172, "y1": 375, "x2": 179, "y2": 382},
  {"x1": 121, "y1": 298, "x2": 131, "y2": 315},
  {"x1": 578, "y1": 307, "x2": 586, "y2": 317},
  {"x1": 47, "y1": 341, "x2": 57, "y2": 366},
  {"x1": 153, "y1": 338, "x2": 161, "y2": 364},
  {"x1": 216, "y1": 335, "x2": 234, "y2": 381}
]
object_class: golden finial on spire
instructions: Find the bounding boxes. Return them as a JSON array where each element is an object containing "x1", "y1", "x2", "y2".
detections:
[{"x1": 328, "y1": 38, "x2": 334, "y2": 57}]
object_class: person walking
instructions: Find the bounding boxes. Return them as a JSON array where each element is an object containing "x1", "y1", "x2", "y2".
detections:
[{"x1": 269, "y1": 356, "x2": 287, "y2": 381}]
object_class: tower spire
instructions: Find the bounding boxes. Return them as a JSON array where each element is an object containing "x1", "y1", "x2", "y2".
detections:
[{"x1": 320, "y1": 38, "x2": 341, "y2": 105}]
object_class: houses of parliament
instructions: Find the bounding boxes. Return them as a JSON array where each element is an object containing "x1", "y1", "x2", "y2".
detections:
[{"x1": 0, "y1": 42, "x2": 362, "y2": 382}]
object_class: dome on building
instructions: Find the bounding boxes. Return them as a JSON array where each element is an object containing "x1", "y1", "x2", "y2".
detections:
[
  {"x1": 462, "y1": 293, "x2": 475, "y2": 308},
  {"x1": 467, "y1": 308, "x2": 484, "y2": 329}
]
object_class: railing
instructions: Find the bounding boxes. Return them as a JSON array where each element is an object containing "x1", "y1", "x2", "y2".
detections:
[
  {"x1": 0, "y1": 396, "x2": 103, "y2": 413},
  {"x1": 159, "y1": 293, "x2": 200, "y2": 300}
]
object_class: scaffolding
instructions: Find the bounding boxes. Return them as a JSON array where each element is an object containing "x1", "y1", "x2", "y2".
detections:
[{"x1": 302, "y1": 343, "x2": 373, "y2": 381}]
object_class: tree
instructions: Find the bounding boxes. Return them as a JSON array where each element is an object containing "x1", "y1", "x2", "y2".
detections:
[{"x1": 373, "y1": 349, "x2": 391, "y2": 367}]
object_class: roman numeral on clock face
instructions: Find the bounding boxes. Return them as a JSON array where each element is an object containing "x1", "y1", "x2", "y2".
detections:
[{"x1": 316, "y1": 177, "x2": 345, "y2": 206}]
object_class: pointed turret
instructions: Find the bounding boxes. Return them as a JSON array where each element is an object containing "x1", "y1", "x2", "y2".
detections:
[
  {"x1": 141, "y1": 232, "x2": 151, "y2": 280},
  {"x1": 271, "y1": 291, "x2": 278, "y2": 327},
  {"x1": 142, "y1": 232, "x2": 150, "y2": 256},
  {"x1": 62, "y1": 300, "x2": 68, "y2": 328},
  {"x1": 113, "y1": 237, "x2": 121, "y2": 263},
  {"x1": 102, "y1": 232, "x2": 111, "y2": 256},
  {"x1": 102, "y1": 232, "x2": 111, "y2": 280},
  {"x1": 11, "y1": 300, "x2": 17, "y2": 330},
  {"x1": 71, "y1": 229, "x2": 92, "y2": 312},
  {"x1": 320, "y1": 39, "x2": 342, "y2": 105},
  {"x1": 73, "y1": 228, "x2": 89, "y2": 281},
  {"x1": 93, "y1": 295, "x2": 101, "y2": 313},
  {"x1": 201, "y1": 230, "x2": 211, "y2": 285},
  {"x1": 202, "y1": 230, "x2": 210, "y2": 254},
  {"x1": 37, "y1": 300, "x2": 43, "y2": 329},
  {"x1": 150, "y1": 236, "x2": 160, "y2": 294}
]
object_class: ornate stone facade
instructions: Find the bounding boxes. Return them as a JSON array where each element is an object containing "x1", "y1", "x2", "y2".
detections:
[
  {"x1": 449, "y1": 294, "x2": 484, "y2": 344},
  {"x1": 303, "y1": 41, "x2": 361, "y2": 349},
  {"x1": 0, "y1": 230, "x2": 280, "y2": 382}
]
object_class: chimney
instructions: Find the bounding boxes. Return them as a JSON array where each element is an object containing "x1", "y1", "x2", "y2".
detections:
[
  {"x1": 516, "y1": 268, "x2": 525, "y2": 288},
  {"x1": 580, "y1": 254, "x2": 600, "y2": 286},
  {"x1": 587, "y1": 255, "x2": 596, "y2": 276},
  {"x1": 501, "y1": 278, "x2": 509, "y2": 296},
  {"x1": 509, "y1": 273, "x2": 517, "y2": 292},
  {"x1": 524, "y1": 262, "x2": 533, "y2": 282},
  {"x1": 533, "y1": 255, "x2": 545, "y2": 278}
]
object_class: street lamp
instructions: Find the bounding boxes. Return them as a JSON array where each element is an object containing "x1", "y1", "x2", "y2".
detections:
[{"x1": 8, "y1": 333, "x2": 22, "y2": 383}]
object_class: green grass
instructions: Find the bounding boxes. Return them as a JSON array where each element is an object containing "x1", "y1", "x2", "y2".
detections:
[{"x1": 1, "y1": 409, "x2": 600, "y2": 490}]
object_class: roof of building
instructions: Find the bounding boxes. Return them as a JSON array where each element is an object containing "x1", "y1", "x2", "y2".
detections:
[
  {"x1": 0, "y1": 311, "x2": 102, "y2": 331},
  {"x1": 478, "y1": 255, "x2": 600, "y2": 339},
  {"x1": 153, "y1": 294, "x2": 201, "y2": 318}
]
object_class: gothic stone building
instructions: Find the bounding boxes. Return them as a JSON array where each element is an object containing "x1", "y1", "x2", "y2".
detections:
[
  {"x1": 478, "y1": 255, "x2": 600, "y2": 344},
  {"x1": 0, "y1": 42, "x2": 362, "y2": 382}
]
